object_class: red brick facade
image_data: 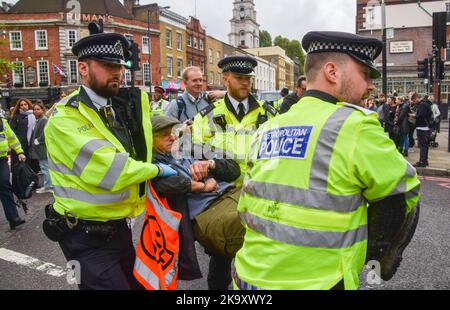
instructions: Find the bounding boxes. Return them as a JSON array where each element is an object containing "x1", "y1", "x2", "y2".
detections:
[{"x1": 186, "y1": 17, "x2": 207, "y2": 82}]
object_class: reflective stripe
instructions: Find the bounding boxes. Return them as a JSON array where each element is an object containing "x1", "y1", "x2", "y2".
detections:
[
  {"x1": 98, "y1": 152, "x2": 129, "y2": 190},
  {"x1": 236, "y1": 129, "x2": 256, "y2": 135},
  {"x1": 405, "y1": 185, "x2": 421, "y2": 200},
  {"x1": 7, "y1": 134, "x2": 17, "y2": 141},
  {"x1": 309, "y1": 107, "x2": 354, "y2": 190},
  {"x1": 232, "y1": 265, "x2": 264, "y2": 291},
  {"x1": 72, "y1": 139, "x2": 114, "y2": 176},
  {"x1": 10, "y1": 142, "x2": 21, "y2": 149},
  {"x1": 406, "y1": 162, "x2": 417, "y2": 177},
  {"x1": 241, "y1": 211, "x2": 367, "y2": 249},
  {"x1": 48, "y1": 156, "x2": 75, "y2": 175},
  {"x1": 374, "y1": 163, "x2": 419, "y2": 202},
  {"x1": 147, "y1": 187, "x2": 180, "y2": 232},
  {"x1": 53, "y1": 186, "x2": 130, "y2": 204},
  {"x1": 164, "y1": 258, "x2": 178, "y2": 287},
  {"x1": 134, "y1": 257, "x2": 161, "y2": 290},
  {"x1": 243, "y1": 180, "x2": 365, "y2": 213}
]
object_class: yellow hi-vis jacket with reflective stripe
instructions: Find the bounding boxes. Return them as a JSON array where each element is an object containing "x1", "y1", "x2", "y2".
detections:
[
  {"x1": 0, "y1": 117, "x2": 23, "y2": 158},
  {"x1": 44, "y1": 87, "x2": 159, "y2": 222},
  {"x1": 191, "y1": 94, "x2": 277, "y2": 184},
  {"x1": 234, "y1": 94, "x2": 421, "y2": 290}
]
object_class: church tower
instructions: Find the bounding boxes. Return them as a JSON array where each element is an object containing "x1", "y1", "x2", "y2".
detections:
[{"x1": 228, "y1": 0, "x2": 260, "y2": 49}]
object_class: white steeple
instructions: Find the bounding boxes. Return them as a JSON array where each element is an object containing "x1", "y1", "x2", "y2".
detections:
[{"x1": 228, "y1": 0, "x2": 260, "y2": 49}]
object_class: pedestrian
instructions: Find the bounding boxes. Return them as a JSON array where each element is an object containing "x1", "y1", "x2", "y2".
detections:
[
  {"x1": 191, "y1": 55, "x2": 278, "y2": 290},
  {"x1": 376, "y1": 93, "x2": 386, "y2": 127},
  {"x1": 396, "y1": 96, "x2": 411, "y2": 157},
  {"x1": 428, "y1": 94, "x2": 441, "y2": 133},
  {"x1": 273, "y1": 87, "x2": 290, "y2": 110},
  {"x1": 150, "y1": 86, "x2": 170, "y2": 117},
  {"x1": 233, "y1": 31, "x2": 421, "y2": 290},
  {"x1": 150, "y1": 116, "x2": 242, "y2": 288},
  {"x1": 29, "y1": 102, "x2": 52, "y2": 194},
  {"x1": 166, "y1": 66, "x2": 211, "y2": 122},
  {"x1": 0, "y1": 115, "x2": 26, "y2": 230},
  {"x1": 9, "y1": 98, "x2": 37, "y2": 171},
  {"x1": 43, "y1": 22, "x2": 176, "y2": 290},
  {"x1": 279, "y1": 76, "x2": 307, "y2": 114},
  {"x1": 411, "y1": 92, "x2": 433, "y2": 167}
]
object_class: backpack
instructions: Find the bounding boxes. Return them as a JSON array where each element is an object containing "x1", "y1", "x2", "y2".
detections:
[
  {"x1": 12, "y1": 162, "x2": 38, "y2": 199},
  {"x1": 176, "y1": 96, "x2": 188, "y2": 121}
]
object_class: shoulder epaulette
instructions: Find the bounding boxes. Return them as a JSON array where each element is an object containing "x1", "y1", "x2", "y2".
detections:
[
  {"x1": 340, "y1": 102, "x2": 376, "y2": 116},
  {"x1": 262, "y1": 101, "x2": 278, "y2": 116},
  {"x1": 199, "y1": 103, "x2": 216, "y2": 118},
  {"x1": 65, "y1": 96, "x2": 79, "y2": 109}
]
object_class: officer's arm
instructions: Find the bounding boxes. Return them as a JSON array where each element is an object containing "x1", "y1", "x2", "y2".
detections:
[
  {"x1": 45, "y1": 116, "x2": 159, "y2": 192},
  {"x1": 191, "y1": 113, "x2": 214, "y2": 159},
  {"x1": 5, "y1": 120, "x2": 23, "y2": 154},
  {"x1": 351, "y1": 116, "x2": 420, "y2": 214}
]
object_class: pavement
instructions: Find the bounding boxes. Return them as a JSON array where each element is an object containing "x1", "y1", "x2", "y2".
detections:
[{"x1": 407, "y1": 121, "x2": 450, "y2": 177}]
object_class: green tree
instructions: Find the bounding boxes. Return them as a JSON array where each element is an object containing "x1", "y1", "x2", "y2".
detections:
[
  {"x1": 259, "y1": 30, "x2": 272, "y2": 47},
  {"x1": 274, "y1": 36, "x2": 305, "y2": 74}
]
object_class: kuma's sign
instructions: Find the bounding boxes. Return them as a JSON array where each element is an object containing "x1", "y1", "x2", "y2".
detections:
[{"x1": 258, "y1": 126, "x2": 313, "y2": 160}]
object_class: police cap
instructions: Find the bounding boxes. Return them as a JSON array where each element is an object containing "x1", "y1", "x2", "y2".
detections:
[
  {"x1": 154, "y1": 86, "x2": 165, "y2": 94},
  {"x1": 302, "y1": 31, "x2": 383, "y2": 79},
  {"x1": 72, "y1": 22, "x2": 130, "y2": 66},
  {"x1": 218, "y1": 55, "x2": 257, "y2": 76},
  {"x1": 151, "y1": 116, "x2": 180, "y2": 134}
]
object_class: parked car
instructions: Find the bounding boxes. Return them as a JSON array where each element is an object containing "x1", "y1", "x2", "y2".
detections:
[{"x1": 259, "y1": 91, "x2": 282, "y2": 103}]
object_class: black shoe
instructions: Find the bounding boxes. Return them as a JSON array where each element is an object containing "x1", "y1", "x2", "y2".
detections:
[
  {"x1": 413, "y1": 162, "x2": 428, "y2": 168},
  {"x1": 9, "y1": 218, "x2": 25, "y2": 230},
  {"x1": 379, "y1": 205, "x2": 420, "y2": 281}
]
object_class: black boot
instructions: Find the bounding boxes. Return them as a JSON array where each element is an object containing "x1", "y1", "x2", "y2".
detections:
[{"x1": 9, "y1": 218, "x2": 25, "y2": 230}]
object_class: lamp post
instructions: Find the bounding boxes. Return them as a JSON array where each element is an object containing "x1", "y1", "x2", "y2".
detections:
[{"x1": 381, "y1": 0, "x2": 388, "y2": 96}]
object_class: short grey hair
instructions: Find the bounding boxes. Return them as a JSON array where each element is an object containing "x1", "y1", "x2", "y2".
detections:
[{"x1": 182, "y1": 66, "x2": 203, "y2": 82}]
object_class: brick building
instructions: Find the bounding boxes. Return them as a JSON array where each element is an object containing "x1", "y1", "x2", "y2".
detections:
[
  {"x1": 356, "y1": 0, "x2": 450, "y2": 103},
  {"x1": 0, "y1": 0, "x2": 160, "y2": 105},
  {"x1": 186, "y1": 16, "x2": 206, "y2": 76}
]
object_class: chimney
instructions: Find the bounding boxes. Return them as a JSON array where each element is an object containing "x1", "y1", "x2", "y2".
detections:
[{"x1": 123, "y1": 0, "x2": 137, "y2": 15}]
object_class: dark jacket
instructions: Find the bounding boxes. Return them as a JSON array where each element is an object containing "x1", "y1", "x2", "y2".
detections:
[
  {"x1": 152, "y1": 152, "x2": 241, "y2": 281},
  {"x1": 415, "y1": 99, "x2": 433, "y2": 129},
  {"x1": 10, "y1": 112, "x2": 30, "y2": 156},
  {"x1": 279, "y1": 93, "x2": 301, "y2": 114},
  {"x1": 397, "y1": 103, "x2": 410, "y2": 134},
  {"x1": 30, "y1": 116, "x2": 48, "y2": 160}
]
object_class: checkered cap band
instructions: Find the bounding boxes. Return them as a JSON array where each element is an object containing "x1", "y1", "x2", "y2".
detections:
[
  {"x1": 308, "y1": 41, "x2": 378, "y2": 60},
  {"x1": 222, "y1": 60, "x2": 255, "y2": 73},
  {"x1": 78, "y1": 40, "x2": 125, "y2": 59}
]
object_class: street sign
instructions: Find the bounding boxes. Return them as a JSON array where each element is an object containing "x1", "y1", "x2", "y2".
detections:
[{"x1": 386, "y1": 28, "x2": 394, "y2": 39}]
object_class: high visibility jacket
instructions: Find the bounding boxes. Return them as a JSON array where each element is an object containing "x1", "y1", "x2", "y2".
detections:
[
  {"x1": 45, "y1": 87, "x2": 159, "y2": 222},
  {"x1": 150, "y1": 99, "x2": 169, "y2": 117},
  {"x1": 134, "y1": 182, "x2": 181, "y2": 290},
  {"x1": 191, "y1": 94, "x2": 277, "y2": 184},
  {"x1": 0, "y1": 117, "x2": 23, "y2": 158},
  {"x1": 233, "y1": 93, "x2": 421, "y2": 290}
]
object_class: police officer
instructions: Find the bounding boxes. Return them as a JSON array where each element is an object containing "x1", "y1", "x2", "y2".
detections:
[
  {"x1": 44, "y1": 23, "x2": 176, "y2": 290},
  {"x1": 274, "y1": 87, "x2": 289, "y2": 110},
  {"x1": 192, "y1": 55, "x2": 278, "y2": 183},
  {"x1": 150, "y1": 86, "x2": 169, "y2": 117},
  {"x1": 0, "y1": 117, "x2": 26, "y2": 230},
  {"x1": 233, "y1": 31, "x2": 421, "y2": 290}
]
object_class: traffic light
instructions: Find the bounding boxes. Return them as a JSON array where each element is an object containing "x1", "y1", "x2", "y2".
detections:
[
  {"x1": 437, "y1": 59, "x2": 445, "y2": 80},
  {"x1": 417, "y1": 58, "x2": 429, "y2": 79},
  {"x1": 126, "y1": 42, "x2": 141, "y2": 71}
]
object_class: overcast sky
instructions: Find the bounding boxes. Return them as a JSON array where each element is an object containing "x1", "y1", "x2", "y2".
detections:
[
  {"x1": 8, "y1": 0, "x2": 357, "y2": 43},
  {"x1": 140, "y1": 0, "x2": 357, "y2": 43}
]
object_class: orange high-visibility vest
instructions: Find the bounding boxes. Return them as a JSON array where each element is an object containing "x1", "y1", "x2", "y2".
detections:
[{"x1": 134, "y1": 182, "x2": 182, "y2": 290}]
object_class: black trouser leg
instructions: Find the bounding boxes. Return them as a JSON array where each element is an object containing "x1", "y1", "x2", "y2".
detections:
[
  {"x1": 0, "y1": 157, "x2": 19, "y2": 222},
  {"x1": 59, "y1": 221, "x2": 142, "y2": 290},
  {"x1": 207, "y1": 252, "x2": 232, "y2": 290},
  {"x1": 417, "y1": 130, "x2": 430, "y2": 164}
]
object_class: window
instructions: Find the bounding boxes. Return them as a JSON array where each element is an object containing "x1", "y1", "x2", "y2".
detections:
[
  {"x1": 187, "y1": 59, "x2": 193, "y2": 67},
  {"x1": 37, "y1": 60, "x2": 49, "y2": 86},
  {"x1": 167, "y1": 56, "x2": 173, "y2": 77},
  {"x1": 166, "y1": 30, "x2": 172, "y2": 48},
  {"x1": 142, "y1": 37, "x2": 150, "y2": 54},
  {"x1": 209, "y1": 49, "x2": 213, "y2": 64},
  {"x1": 68, "y1": 59, "x2": 79, "y2": 84},
  {"x1": 34, "y1": 30, "x2": 48, "y2": 50},
  {"x1": 67, "y1": 30, "x2": 77, "y2": 48},
  {"x1": 199, "y1": 39, "x2": 204, "y2": 51},
  {"x1": 187, "y1": 34, "x2": 192, "y2": 47},
  {"x1": 12, "y1": 61, "x2": 24, "y2": 85},
  {"x1": 209, "y1": 71, "x2": 214, "y2": 84},
  {"x1": 216, "y1": 73, "x2": 220, "y2": 85},
  {"x1": 143, "y1": 62, "x2": 152, "y2": 85},
  {"x1": 177, "y1": 58, "x2": 183, "y2": 78},
  {"x1": 216, "y1": 51, "x2": 221, "y2": 64},
  {"x1": 9, "y1": 31, "x2": 22, "y2": 50},
  {"x1": 176, "y1": 33, "x2": 182, "y2": 51},
  {"x1": 447, "y1": 2, "x2": 450, "y2": 12},
  {"x1": 124, "y1": 69, "x2": 132, "y2": 85},
  {"x1": 200, "y1": 62, "x2": 205, "y2": 74},
  {"x1": 194, "y1": 37, "x2": 198, "y2": 49}
]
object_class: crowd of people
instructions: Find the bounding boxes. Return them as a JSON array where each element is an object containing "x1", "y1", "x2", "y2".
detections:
[{"x1": 0, "y1": 25, "x2": 428, "y2": 291}]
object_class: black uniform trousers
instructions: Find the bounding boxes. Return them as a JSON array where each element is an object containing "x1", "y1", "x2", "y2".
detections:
[
  {"x1": 58, "y1": 219, "x2": 143, "y2": 290},
  {"x1": 0, "y1": 157, "x2": 20, "y2": 222},
  {"x1": 207, "y1": 251, "x2": 232, "y2": 290}
]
